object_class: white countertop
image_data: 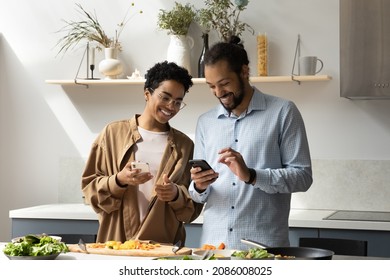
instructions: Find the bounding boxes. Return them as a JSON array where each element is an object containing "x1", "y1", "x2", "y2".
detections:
[
  {"x1": 9, "y1": 204, "x2": 390, "y2": 231},
  {"x1": 288, "y1": 209, "x2": 390, "y2": 231},
  {"x1": 9, "y1": 203, "x2": 204, "y2": 224},
  {"x1": 9, "y1": 204, "x2": 99, "y2": 220}
]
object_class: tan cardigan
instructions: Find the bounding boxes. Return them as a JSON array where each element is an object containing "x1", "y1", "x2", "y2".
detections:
[{"x1": 82, "y1": 115, "x2": 203, "y2": 245}]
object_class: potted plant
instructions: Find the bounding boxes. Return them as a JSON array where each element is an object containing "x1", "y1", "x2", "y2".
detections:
[
  {"x1": 56, "y1": 4, "x2": 111, "y2": 55},
  {"x1": 55, "y1": 3, "x2": 142, "y2": 79},
  {"x1": 200, "y1": 0, "x2": 254, "y2": 42},
  {"x1": 157, "y1": 2, "x2": 196, "y2": 72},
  {"x1": 55, "y1": 3, "x2": 142, "y2": 55},
  {"x1": 157, "y1": 2, "x2": 196, "y2": 36}
]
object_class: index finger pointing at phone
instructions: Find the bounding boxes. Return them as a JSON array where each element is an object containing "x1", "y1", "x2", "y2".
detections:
[{"x1": 218, "y1": 147, "x2": 234, "y2": 154}]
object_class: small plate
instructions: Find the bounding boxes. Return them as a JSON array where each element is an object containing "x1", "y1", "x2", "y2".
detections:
[{"x1": 4, "y1": 252, "x2": 61, "y2": 260}]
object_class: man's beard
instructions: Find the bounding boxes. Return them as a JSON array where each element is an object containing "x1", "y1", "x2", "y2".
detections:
[{"x1": 220, "y1": 76, "x2": 246, "y2": 113}]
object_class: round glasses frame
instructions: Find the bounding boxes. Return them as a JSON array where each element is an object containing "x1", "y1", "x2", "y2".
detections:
[{"x1": 148, "y1": 88, "x2": 186, "y2": 110}]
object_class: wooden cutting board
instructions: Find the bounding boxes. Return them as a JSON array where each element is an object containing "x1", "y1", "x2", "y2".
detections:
[{"x1": 67, "y1": 243, "x2": 192, "y2": 257}]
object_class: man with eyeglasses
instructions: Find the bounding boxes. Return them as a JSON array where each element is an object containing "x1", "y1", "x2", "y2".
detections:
[
  {"x1": 189, "y1": 36, "x2": 313, "y2": 250},
  {"x1": 82, "y1": 61, "x2": 203, "y2": 245}
]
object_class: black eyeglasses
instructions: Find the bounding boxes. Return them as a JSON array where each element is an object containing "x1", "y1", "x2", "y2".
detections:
[{"x1": 148, "y1": 88, "x2": 186, "y2": 110}]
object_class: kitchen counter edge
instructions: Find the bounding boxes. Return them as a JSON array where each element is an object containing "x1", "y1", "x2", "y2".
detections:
[{"x1": 9, "y1": 204, "x2": 390, "y2": 231}]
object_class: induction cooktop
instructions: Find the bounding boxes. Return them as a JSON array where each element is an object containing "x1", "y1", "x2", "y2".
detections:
[{"x1": 324, "y1": 211, "x2": 390, "y2": 222}]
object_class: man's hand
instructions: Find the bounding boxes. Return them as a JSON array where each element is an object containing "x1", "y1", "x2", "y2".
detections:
[
  {"x1": 218, "y1": 147, "x2": 252, "y2": 183},
  {"x1": 190, "y1": 167, "x2": 219, "y2": 191}
]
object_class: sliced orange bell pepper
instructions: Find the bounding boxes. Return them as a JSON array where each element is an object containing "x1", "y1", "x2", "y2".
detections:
[{"x1": 201, "y1": 244, "x2": 216, "y2": 250}]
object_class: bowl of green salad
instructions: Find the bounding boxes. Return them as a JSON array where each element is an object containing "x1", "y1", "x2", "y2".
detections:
[{"x1": 3, "y1": 234, "x2": 69, "y2": 260}]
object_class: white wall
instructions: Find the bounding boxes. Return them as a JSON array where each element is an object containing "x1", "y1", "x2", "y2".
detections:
[{"x1": 1, "y1": 0, "x2": 389, "y2": 241}]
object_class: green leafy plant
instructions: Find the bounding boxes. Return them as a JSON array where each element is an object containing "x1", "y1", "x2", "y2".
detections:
[
  {"x1": 195, "y1": 7, "x2": 213, "y2": 34},
  {"x1": 55, "y1": 3, "x2": 142, "y2": 55},
  {"x1": 157, "y1": 2, "x2": 196, "y2": 36},
  {"x1": 199, "y1": 0, "x2": 254, "y2": 42}
]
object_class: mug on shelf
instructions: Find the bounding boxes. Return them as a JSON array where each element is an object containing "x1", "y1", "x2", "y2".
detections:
[{"x1": 299, "y1": 56, "x2": 324, "y2": 75}]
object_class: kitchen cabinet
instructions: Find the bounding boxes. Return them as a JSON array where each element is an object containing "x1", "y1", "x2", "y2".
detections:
[
  {"x1": 289, "y1": 227, "x2": 319, "y2": 245},
  {"x1": 9, "y1": 204, "x2": 203, "y2": 248},
  {"x1": 289, "y1": 228, "x2": 390, "y2": 257},
  {"x1": 10, "y1": 213, "x2": 201, "y2": 247},
  {"x1": 11, "y1": 218, "x2": 98, "y2": 243},
  {"x1": 10, "y1": 217, "x2": 200, "y2": 247},
  {"x1": 320, "y1": 229, "x2": 390, "y2": 258}
]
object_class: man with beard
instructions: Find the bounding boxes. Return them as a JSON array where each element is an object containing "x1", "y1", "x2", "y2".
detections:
[{"x1": 189, "y1": 36, "x2": 313, "y2": 250}]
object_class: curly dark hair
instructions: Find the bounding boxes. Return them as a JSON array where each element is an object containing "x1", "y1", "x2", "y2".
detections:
[
  {"x1": 144, "y1": 61, "x2": 193, "y2": 94},
  {"x1": 204, "y1": 36, "x2": 249, "y2": 75}
]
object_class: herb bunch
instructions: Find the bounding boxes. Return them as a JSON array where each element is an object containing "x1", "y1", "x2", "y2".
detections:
[{"x1": 157, "y1": 2, "x2": 196, "y2": 36}]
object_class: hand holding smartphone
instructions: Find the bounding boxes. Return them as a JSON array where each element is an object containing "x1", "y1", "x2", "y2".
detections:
[
  {"x1": 131, "y1": 161, "x2": 150, "y2": 173},
  {"x1": 189, "y1": 159, "x2": 218, "y2": 190},
  {"x1": 189, "y1": 159, "x2": 213, "y2": 171}
]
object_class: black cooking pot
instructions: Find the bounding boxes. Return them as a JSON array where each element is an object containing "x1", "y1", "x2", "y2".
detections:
[{"x1": 241, "y1": 239, "x2": 334, "y2": 260}]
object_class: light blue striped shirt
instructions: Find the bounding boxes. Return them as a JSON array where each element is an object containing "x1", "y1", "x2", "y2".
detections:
[{"x1": 189, "y1": 87, "x2": 312, "y2": 250}]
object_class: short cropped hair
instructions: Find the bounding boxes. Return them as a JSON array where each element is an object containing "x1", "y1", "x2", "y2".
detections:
[{"x1": 144, "y1": 61, "x2": 193, "y2": 94}]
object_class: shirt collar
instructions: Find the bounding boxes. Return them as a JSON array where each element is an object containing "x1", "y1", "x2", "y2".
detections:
[{"x1": 216, "y1": 87, "x2": 266, "y2": 118}]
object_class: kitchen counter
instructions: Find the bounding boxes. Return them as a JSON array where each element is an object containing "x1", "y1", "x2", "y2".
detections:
[
  {"x1": 9, "y1": 204, "x2": 390, "y2": 231},
  {"x1": 9, "y1": 204, "x2": 390, "y2": 257},
  {"x1": 0, "y1": 243, "x2": 387, "y2": 261}
]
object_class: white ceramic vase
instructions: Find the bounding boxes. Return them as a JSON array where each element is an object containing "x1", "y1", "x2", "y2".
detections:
[
  {"x1": 98, "y1": 48, "x2": 123, "y2": 79},
  {"x1": 167, "y1": 35, "x2": 194, "y2": 74}
]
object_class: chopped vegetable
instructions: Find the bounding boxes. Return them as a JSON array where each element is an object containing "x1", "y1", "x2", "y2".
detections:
[
  {"x1": 232, "y1": 248, "x2": 273, "y2": 259},
  {"x1": 201, "y1": 242, "x2": 226, "y2": 250},
  {"x1": 90, "y1": 239, "x2": 161, "y2": 250},
  {"x1": 201, "y1": 244, "x2": 216, "y2": 250},
  {"x1": 3, "y1": 234, "x2": 69, "y2": 257}
]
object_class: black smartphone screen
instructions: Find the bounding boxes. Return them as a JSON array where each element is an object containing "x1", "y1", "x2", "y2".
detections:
[{"x1": 189, "y1": 159, "x2": 213, "y2": 171}]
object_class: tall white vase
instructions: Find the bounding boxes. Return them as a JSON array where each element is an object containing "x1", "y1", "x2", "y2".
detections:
[
  {"x1": 167, "y1": 35, "x2": 194, "y2": 74},
  {"x1": 98, "y1": 48, "x2": 123, "y2": 79}
]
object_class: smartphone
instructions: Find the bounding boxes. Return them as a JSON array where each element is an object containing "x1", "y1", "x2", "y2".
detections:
[
  {"x1": 131, "y1": 161, "x2": 150, "y2": 173},
  {"x1": 189, "y1": 159, "x2": 213, "y2": 171}
]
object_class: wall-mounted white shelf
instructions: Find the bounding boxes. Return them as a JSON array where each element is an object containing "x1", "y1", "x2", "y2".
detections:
[
  {"x1": 45, "y1": 75, "x2": 332, "y2": 86},
  {"x1": 250, "y1": 75, "x2": 332, "y2": 83}
]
